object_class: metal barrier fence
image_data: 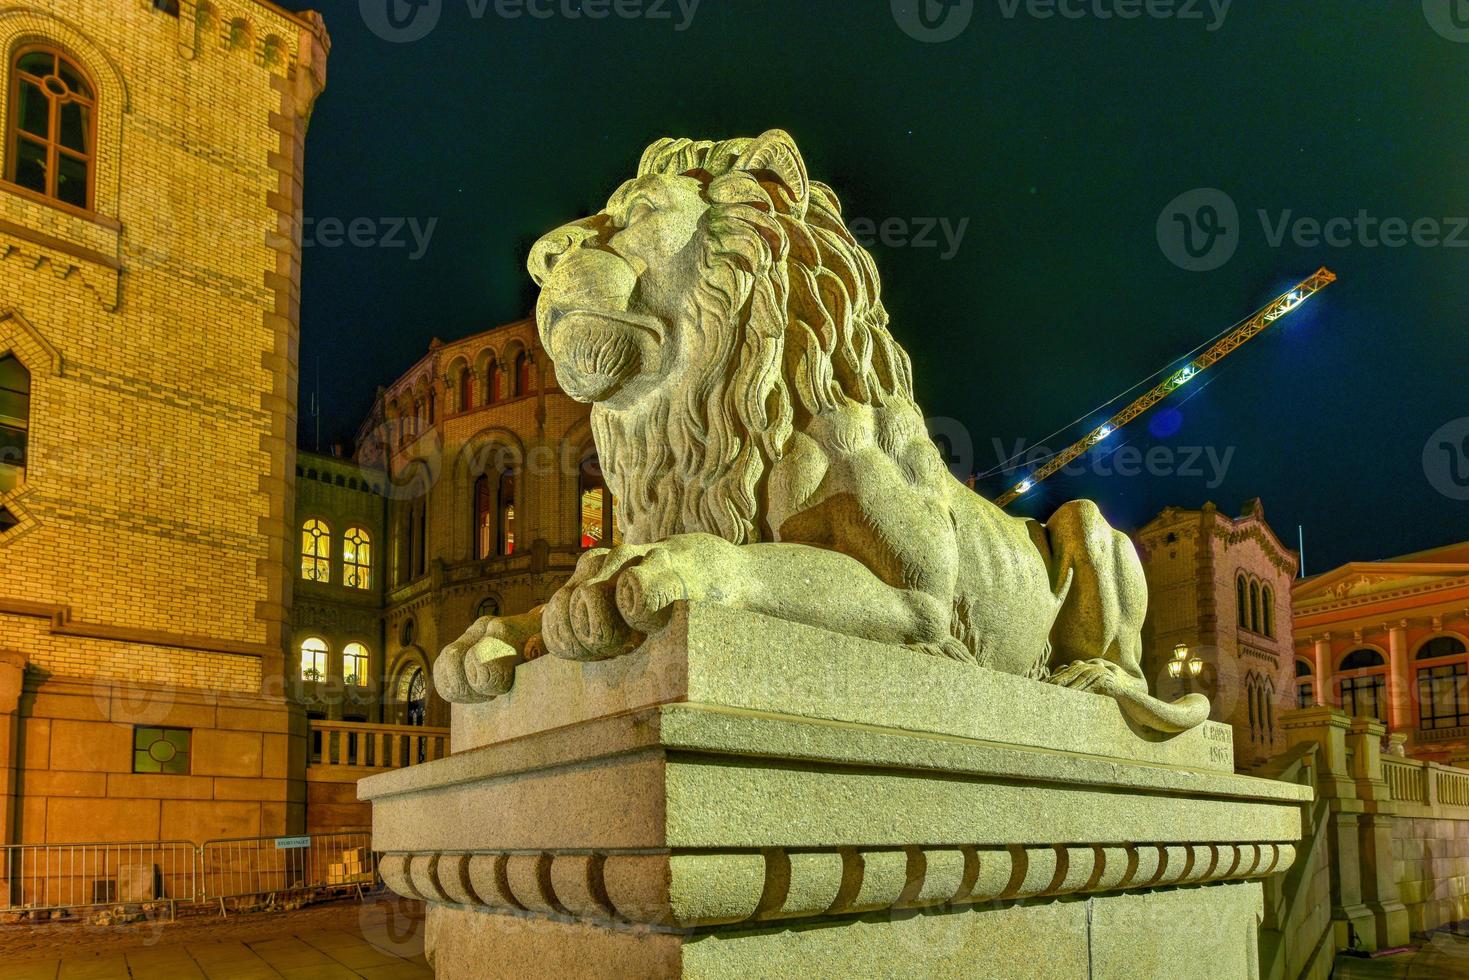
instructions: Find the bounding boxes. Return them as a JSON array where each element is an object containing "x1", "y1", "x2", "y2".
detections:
[
  {"x1": 199, "y1": 832, "x2": 376, "y2": 912},
  {"x1": 0, "y1": 833, "x2": 375, "y2": 920},
  {"x1": 0, "y1": 840, "x2": 199, "y2": 918}
]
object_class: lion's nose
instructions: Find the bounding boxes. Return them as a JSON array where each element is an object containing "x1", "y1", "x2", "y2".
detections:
[{"x1": 528, "y1": 223, "x2": 603, "y2": 287}]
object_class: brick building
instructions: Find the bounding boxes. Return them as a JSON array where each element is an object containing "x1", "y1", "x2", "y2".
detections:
[
  {"x1": 288, "y1": 318, "x2": 600, "y2": 731},
  {"x1": 1293, "y1": 540, "x2": 1469, "y2": 763},
  {"x1": 1135, "y1": 500, "x2": 1299, "y2": 769},
  {"x1": 0, "y1": 0, "x2": 327, "y2": 846}
]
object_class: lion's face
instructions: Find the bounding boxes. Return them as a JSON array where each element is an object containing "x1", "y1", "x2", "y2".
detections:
[{"x1": 529, "y1": 173, "x2": 712, "y2": 410}]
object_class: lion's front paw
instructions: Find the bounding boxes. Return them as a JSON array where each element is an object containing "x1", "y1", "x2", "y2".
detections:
[
  {"x1": 1047, "y1": 659, "x2": 1126, "y2": 697},
  {"x1": 432, "y1": 610, "x2": 542, "y2": 704},
  {"x1": 543, "y1": 534, "x2": 741, "y2": 661}
]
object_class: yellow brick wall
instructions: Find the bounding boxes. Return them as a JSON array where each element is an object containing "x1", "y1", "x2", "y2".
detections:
[
  {"x1": 0, "y1": 0, "x2": 325, "y2": 661},
  {"x1": 0, "y1": 1, "x2": 326, "y2": 845}
]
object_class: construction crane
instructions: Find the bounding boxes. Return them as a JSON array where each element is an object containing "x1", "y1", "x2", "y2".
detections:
[{"x1": 994, "y1": 267, "x2": 1337, "y2": 508}]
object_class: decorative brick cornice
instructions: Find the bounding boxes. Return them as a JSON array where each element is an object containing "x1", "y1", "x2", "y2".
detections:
[{"x1": 381, "y1": 842, "x2": 1293, "y2": 930}]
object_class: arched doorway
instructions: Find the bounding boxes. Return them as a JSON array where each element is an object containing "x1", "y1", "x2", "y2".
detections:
[{"x1": 400, "y1": 666, "x2": 426, "y2": 727}]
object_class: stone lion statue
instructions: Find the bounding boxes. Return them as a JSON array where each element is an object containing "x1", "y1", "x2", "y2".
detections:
[{"x1": 435, "y1": 129, "x2": 1209, "y2": 734}]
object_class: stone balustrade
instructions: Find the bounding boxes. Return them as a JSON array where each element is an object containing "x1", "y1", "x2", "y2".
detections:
[{"x1": 308, "y1": 720, "x2": 449, "y2": 771}]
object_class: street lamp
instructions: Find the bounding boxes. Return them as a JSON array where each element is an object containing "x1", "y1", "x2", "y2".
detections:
[{"x1": 1167, "y1": 643, "x2": 1204, "y2": 679}]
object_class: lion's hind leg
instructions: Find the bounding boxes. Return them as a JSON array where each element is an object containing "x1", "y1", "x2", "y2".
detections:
[{"x1": 1045, "y1": 499, "x2": 1148, "y2": 687}]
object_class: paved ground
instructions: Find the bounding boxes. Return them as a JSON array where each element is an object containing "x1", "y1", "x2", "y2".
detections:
[
  {"x1": 0, "y1": 896, "x2": 429, "y2": 979},
  {"x1": 1334, "y1": 925, "x2": 1469, "y2": 979}
]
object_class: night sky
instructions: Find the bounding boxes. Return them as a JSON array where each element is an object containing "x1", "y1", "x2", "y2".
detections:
[{"x1": 277, "y1": 0, "x2": 1467, "y2": 572}]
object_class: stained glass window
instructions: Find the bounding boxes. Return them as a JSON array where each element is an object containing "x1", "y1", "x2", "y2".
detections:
[
  {"x1": 301, "y1": 518, "x2": 331, "y2": 582},
  {"x1": 344, "y1": 526, "x2": 372, "y2": 589},
  {"x1": 133, "y1": 727, "x2": 190, "y2": 775}
]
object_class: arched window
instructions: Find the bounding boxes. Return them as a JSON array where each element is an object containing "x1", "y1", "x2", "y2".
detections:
[
  {"x1": 483, "y1": 356, "x2": 500, "y2": 405},
  {"x1": 342, "y1": 643, "x2": 369, "y2": 687},
  {"x1": 300, "y1": 637, "x2": 328, "y2": 683},
  {"x1": 1337, "y1": 648, "x2": 1387, "y2": 722},
  {"x1": 476, "y1": 596, "x2": 500, "y2": 619},
  {"x1": 473, "y1": 474, "x2": 493, "y2": 559},
  {"x1": 301, "y1": 518, "x2": 331, "y2": 583},
  {"x1": 514, "y1": 351, "x2": 531, "y2": 396},
  {"x1": 498, "y1": 469, "x2": 516, "y2": 555},
  {"x1": 0, "y1": 353, "x2": 30, "y2": 491},
  {"x1": 578, "y1": 454, "x2": 618, "y2": 548},
  {"x1": 1416, "y1": 637, "x2": 1469, "y2": 731},
  {"x1": 1236, "y1": 575, "x2": 1248, "y2": 629},
  {"x1": 1249, "y1": 581, "x2": 1261, "y2": 634},
  {"x1": 1295, "y1": 658, "x2": 1314, "y2": 709},
  {"x1": 343, "y1": 526, "x2": 372, "y2": 590},
  {"x1": 399, "y1": 617, "x2": 416, "y2": 647},
  {"x1": 428, "y1": 390, "x2": 436, "y2": 425},
  {"x1": 1263, "y1": 679, "x2": 1276, "y2": 742},
  {"x1": 1261, "y1": 586, "x2": 1275, "y2": 638},
  {"x1": 457, "y1": 366, "x2": 471, "y2": 412},
  {"x1": 8, "y1": 48, "x2": 95, "y2": 209}
]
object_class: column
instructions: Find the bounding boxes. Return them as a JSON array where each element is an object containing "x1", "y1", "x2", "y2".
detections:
[
  {"x1": 1314, "y1": 635, "x2": 1332, "y2": 706},
  {"x1": 1387, "y1": 622, "x2": 1411, "y2": 733},
  {"x1": 0, "y1": 651, "x2": 22, "y2": 851}
]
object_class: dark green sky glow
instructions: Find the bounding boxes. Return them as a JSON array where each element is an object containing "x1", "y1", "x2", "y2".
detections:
[{"x1": 280, "y1": 0, "x2": 1468, "y2": 570}]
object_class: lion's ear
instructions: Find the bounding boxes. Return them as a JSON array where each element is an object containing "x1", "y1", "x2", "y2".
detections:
[{"x1": 735, "y1": 130, "x2": 810, "y2": 219}]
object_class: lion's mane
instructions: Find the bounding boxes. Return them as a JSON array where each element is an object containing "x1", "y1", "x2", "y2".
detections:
[{"x1": 593, "y1": 135, "x2": 926, "y2": 546}]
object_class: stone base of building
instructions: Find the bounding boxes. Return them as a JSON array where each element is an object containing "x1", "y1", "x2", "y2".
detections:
[{"x1": 361, "y1": 603, "x2": 1312, "y2": 980}]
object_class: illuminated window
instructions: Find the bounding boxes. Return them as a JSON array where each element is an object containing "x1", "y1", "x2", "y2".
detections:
[
  {"x1": 300, "y1": 636, "x2": 328, "y2": 683},
  {"x1": 343, "y1": 642, "x2": 369, "y2": 687},
  {"x1": 473, "y1": 474, "x2": 492, "y2": 559},
  {"x1": 0, "y1": 354, "x2": 29, "y2": 492},
  {"x1": 1416, "y1": 637, "x2": 1469, "y2": 731},
  {"x1": 343, "y1": 526, "x2": 372, "y2": 590},
  {"x1": 8, "y1": 48, "x2": 95, "y2": 209},
  {"x1": 498, "y1": 470, "x2": 516, "y2": 555},
  {"x1": 578, "y1": 455, "x2": 620, "y2": 548},
  {"x1": 301, "y1": 518, "x2": 331, "y2": 582},
  {"x1": 133, "y1": 727, "x2": 190, "y2": 775}
]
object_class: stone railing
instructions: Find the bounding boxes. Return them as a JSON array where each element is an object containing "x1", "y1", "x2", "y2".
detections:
[
  {"x1": 1265, "y1": 706, "x2": 1469, "y2": 972},
  {"x1": 308, "y1": 720, "x2": 449, "y2": 771}
]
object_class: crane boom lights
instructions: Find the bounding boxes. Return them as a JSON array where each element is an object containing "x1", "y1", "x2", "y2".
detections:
[{"x1": 997, "y1": 268, "x2": 1337, "y2": 508}]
